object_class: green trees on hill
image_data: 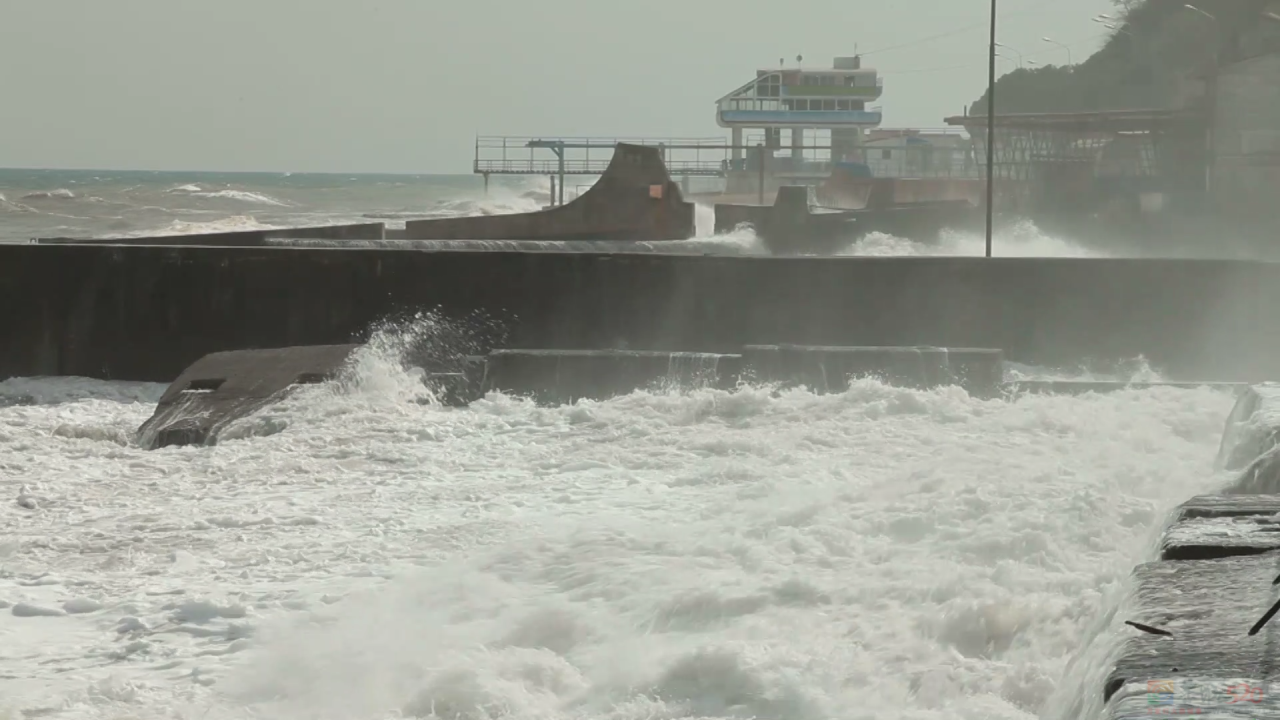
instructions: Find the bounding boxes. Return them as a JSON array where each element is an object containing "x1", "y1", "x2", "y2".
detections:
[{"x1": 967, "y1": 0, "x2": 1280, "y2": 115}]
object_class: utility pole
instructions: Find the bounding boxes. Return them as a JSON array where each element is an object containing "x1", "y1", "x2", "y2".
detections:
[{"x1": 985, "y1": 0, "x2": 997, "y2": 257}]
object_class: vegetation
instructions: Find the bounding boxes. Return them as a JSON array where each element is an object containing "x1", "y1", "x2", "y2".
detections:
[{"x1": 967, "y1": 0, "x2": 1280, "y2": 115}]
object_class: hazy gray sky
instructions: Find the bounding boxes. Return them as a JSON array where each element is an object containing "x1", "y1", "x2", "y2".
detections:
[{"x1": 3, "y1": 0, "x2": 1112, "y2": 173}]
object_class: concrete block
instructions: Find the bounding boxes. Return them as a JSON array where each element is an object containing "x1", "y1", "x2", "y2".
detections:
[
  {"x1": 480, "y1": 349, "x2": 735, "y2": 404},
  {"x1": 1161, "y1": 495, "x2": 1280, "y2": 561},
  {"x1": 741, "y1": 345, "x2": 1003, "y2": 396},
  {"x1": 1102, "y1": 555, "x2": 1280, "y2": 713},
  {"x1": 136, "y1": 344, "x2": 358, "y2": 449}
]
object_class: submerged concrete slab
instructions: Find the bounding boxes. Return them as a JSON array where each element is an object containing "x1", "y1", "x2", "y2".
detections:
[
  {"x1": 480, "y1": 349, "x2": 736, "y2": 404},
  {"x1": 405, "y1": 144, "x2": 694, "y2": 241},
  {"x1": 34, "y1": 222, "x2": 386, "y2": 246},
  {"x1": 136, "y1": 344, "x2": 358, "y2": 449},
  {"x1": 741, "y1": 345, "x2": 1004, "y2": 397}
]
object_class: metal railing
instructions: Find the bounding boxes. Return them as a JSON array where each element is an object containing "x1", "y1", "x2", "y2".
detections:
[
  {"x1": 473, "y1": 158, "x2": 728, "y2": 176},
  {"x1": 474, "y1": 135, "x2": 734, "y2": 177}
]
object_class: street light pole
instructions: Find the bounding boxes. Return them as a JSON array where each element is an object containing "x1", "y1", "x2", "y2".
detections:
[
  {"x1": 1041, "y1": 37, "x2": 1072, "y2": 65},
  {"x1": 996, "y1": 42, "x2": 1024, "y2": 68},
  {"x1": 985, "y1": 0, "x2": 996, "y2": 258}
]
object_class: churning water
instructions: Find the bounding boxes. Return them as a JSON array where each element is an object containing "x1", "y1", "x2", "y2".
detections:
[{"x1": 0, "y1": 315, "x2": 1237, "y2": 720}]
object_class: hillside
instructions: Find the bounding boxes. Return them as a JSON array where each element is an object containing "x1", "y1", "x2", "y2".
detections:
[{"x1": 968, "y1": 0, "x2": 1280, "y2": 116}]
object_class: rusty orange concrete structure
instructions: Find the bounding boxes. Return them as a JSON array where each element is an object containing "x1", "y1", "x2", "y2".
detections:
[{"x1": 405, "y1": 144, "x2": 696, "y2": 241}]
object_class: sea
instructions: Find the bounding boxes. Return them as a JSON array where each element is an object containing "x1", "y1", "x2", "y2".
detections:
[
  {"x1": 0, "y1": 168, "x2": 1240, "y2": 720},
  {"x1": 0, "y1": 168, "x2": 1098, "y2": 257}
]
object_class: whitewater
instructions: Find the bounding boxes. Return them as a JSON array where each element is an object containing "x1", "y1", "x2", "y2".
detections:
[{"x1": 0, "y1": 320, "x2": 1239, "y2": 720}]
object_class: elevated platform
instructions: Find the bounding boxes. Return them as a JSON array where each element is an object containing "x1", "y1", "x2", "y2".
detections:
[{"x1": 409, "y1": 143, "x2": 695, "y2": 241}]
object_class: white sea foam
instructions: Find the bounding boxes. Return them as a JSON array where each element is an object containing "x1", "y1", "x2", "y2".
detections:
[
  {"x1": 194, "y1": 189, "x2": 291, "y2": 206},
  {"x1": 165, "y1": 184, "x2": 290, "y2": 206},
  {"x1": 0, "y1": 321, "x2": 1237, "y2": 720},
  {"x1": 20, "y1": 188, "x2": 77, "y2": 201},
  {"x1": 102, "y1": 215, "x2": 278, "y2": 238},
  {"x1": 841, "y1": 220, "x2": 1103, "y2": 258}
]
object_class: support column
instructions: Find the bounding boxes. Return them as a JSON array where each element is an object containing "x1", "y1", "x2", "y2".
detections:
[
  {"x1": 791, "y1": 127, "x2": 804, "y2": 170},
  {"x1": 731, "y1": 128, "x2": 743, "y2": 168}
]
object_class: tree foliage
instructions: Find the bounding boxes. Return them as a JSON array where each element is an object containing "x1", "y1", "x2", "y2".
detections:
[{"x1": 967, "y1": 0, "x2": 1279, "y2": 116}]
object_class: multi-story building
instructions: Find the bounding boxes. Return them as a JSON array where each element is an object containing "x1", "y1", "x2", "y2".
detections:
[{"x1": 715, "y1": 56, "x2": 883, "y2": 193}]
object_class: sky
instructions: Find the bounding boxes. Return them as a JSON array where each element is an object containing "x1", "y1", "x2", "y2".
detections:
[{"x1": 2, "y1": 0, "x2": 1114, "y2": 174}]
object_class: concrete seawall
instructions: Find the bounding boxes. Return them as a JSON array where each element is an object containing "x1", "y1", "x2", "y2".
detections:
[
  {"x1": 33, "y1": 222, "x2": 387, "y2": 245},
  {"x1": 3, "y1": 244, "x2": 1280, "y2": 383}
]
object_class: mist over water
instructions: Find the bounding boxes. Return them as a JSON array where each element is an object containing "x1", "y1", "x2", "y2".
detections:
[{"x1": 0, "y1": 312, "x2": 1239, "y2": 720}]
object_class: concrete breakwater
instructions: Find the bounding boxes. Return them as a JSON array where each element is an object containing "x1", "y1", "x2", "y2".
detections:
[
  {"x1": 33, "y1": 222, "x2": 387, "y2": 245},
  {"x1": 134, "y1": 344, "x2": 1008, "y2": 449},
  {"x1": 130, "y1": 342, "x2": 1250, "y2": 450},
  {"x1": 3, "y1": 243, "x2": 1280, "y2": 384},
  {"x1": 1094, "y1": 385, "x2": 1280, "y2": 717}
]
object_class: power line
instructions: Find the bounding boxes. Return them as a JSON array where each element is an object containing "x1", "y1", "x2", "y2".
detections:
[
  {"x1": 878, "y1": 31, "x2": 1109, "y2": 76},
  {"x1": 859, "y1": 0, "x2": 1061, "y2": 57}
]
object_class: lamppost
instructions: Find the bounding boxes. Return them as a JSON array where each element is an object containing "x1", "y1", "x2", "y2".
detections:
[
  {"x1": 985, "y1": 0, "x2": 996, "y2": 258},
  {"x1": 1183, "y1": 4, "x2": 1216, "y2": 21},
  {"x1": 1182, "y1": 4, "x2": 1218, "y2": 196},
  {"x1": 996, "y1": 42, "x2": 1024, "y2": 68},
  {"x1": 1041, "y1": 36, "x2": 1073, "y2": 65},
  {"x1": 1092, "y1": 17, "x2": 1134, "y2": 36}
]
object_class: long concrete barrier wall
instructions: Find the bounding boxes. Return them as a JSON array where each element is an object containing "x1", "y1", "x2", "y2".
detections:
[
  {"x1": 3, "y1": 244, "x2": 1280, "y2": 383},
  {"x1": 33, "y1": 222, "x2": 387, "y2": 246}
]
